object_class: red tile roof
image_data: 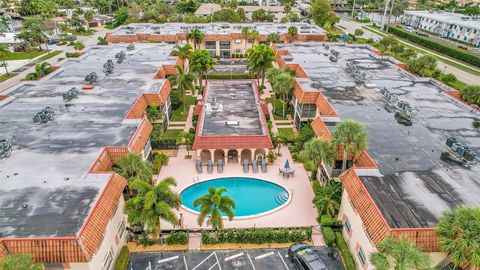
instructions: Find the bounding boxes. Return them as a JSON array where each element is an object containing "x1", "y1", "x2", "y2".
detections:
[{"x1": 193, "y1": 135, "x2": 273, "y2": 149}]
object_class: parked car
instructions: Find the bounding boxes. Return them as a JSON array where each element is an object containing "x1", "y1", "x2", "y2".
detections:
[
  {"x1": 47, "y1": 39, "x2": 57, "y2": 45},
  {"x1": 288, "y1": 242, "x2": 328, "y2": 270},
  {"x1": 405, "y1": 26, "x2": 415, "y2": 32}
]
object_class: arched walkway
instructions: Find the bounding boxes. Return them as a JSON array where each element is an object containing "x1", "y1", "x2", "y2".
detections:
[
  {"x1": 200, "y1": 149, "x2": 211, "y2": 165},
  {"x1": 214, "y1": 149, "x2": 225, "y2": 164},
  {"x1": 254, "y1": 149, "x2": 266, "y2": 161},
  {"x1": 227, "y1": 149, "x2": 238, "y2": 163},
  {"x1": 240, "y1": 149, "x2": 252, "y2": 164}
]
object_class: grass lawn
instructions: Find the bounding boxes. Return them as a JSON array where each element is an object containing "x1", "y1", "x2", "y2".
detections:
[
  {"x1": 163, "y1": 129, "x2": 182, "y2": 140},
  {"x1": 0, "y1": 72, "x2": 18, "y2": 82},
  {"x1": 74, "y1": 29, "x2": 96, "y2": 36},
  {"x1": 37, "y1": 50, "x2": 62, "y2": 61},
  {"x1": 266, "y1": 97, "x2": 289, "y2": 120},
  {"x1": 278, "y1": 128, "x2": 296, "y2": 142},
  {"x1": 171, "y1": 95, "x2": 197, "y2": 122},
  {"x1": 0, "y1": 50, "x2": 48, "y2": 61},
  {"x1": 105, "y1": 24, "x2": 114, "y2": 30}
]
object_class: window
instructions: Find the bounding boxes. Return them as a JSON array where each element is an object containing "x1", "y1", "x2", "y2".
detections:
[
  {"x1": 344, "y1": 217, "x2": 352, "y2": 235},
  {"x1": 357, "y1": 247, "x2": 367, "y2": 267},
  {"x1": 235, "y1": 49, "x2": 241, "y2": 53},
  {"x1": 205, "y1": 41, "x2": 216, "y2": 50},
  {"x1": 235, "y1": 39, "x2": 242, "y2": 44},
  {"x1": 102, "y1": 250, "x2": 113, "y2": 270},
  {"x1": 117, "y1": 220, "x2": 126, "y2": 239}
]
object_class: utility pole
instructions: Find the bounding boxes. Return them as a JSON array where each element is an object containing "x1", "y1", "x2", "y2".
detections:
[
  {"x1": 351, "y1": 0, "x2": 356, "y2": 19},
  {"x1": 380, "y1": 0, "x2": 390, "y2": 31}
]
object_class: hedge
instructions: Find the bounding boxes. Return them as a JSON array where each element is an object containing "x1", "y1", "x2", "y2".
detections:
[
  {"x1": 387, "y1": 26, "x2": 480, "y2": 67},
  {"x1": 114, "y1": 246, "x2": 130, "y2": 270},
  {"x1": 322, "y1": 227, "x2": 336, "y2": 247},
  {"x1": 335, "y1": 232, "x2": 356, "y2": 270},
  {"x1": 202, "y1": 227, "x2": 312, "y2": 245},
  {"x1": 320, "y1": 215, "x2": 342, "y2": 228},
  {"x1": 202, "y1": 73, "x2": 255, "y2": 80},
  {"x1": 165, "y1": 231, "x2": 189, "y2": 245}
]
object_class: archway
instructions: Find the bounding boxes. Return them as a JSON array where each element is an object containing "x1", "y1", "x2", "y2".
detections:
[
  {"x1": 227, "y1": 149, "x2": 238, "y2": 163},
  {"x1": 254, "y1": 149, "x2": 266, "y2": 161},
  {"x1": 214, "y1": 149, "x2": 225, "y2": 164},
  {"x1": 200, "y1": 149, "x2": 212, "y2": 165},
  {"x1": 240, "y1": 149, "x2": 252, "y2": 164}
]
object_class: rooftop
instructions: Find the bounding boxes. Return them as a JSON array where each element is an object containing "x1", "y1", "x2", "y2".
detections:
[
  {"x1": 405, "y1": 10, "x2": 480, "y2": 29},
  {"x1": 276, "y1": 42, "x2": 480, "y2": 228},
  {"x1": 0, "y1": 43, "x2": 176, "y2": 238}
]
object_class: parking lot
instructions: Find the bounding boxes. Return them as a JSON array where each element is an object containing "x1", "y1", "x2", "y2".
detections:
[{"x1": 128, "y1": 247, "x2": 343, "y2": 270}]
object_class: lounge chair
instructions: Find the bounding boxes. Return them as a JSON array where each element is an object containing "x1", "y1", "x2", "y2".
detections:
[
  {"x1": 243, "y1": 159, "x2": 249, "y2": 173},
  {"x1": 252, "y1": 159, "x2": 258, "y2": 173},
  {"x1": 261, "y1": 159, "x2": 267, "y2": 173},
  {"x1": 207, "y1": 160, "x2": 213, "y2": 174},
  {"x1": 195, "y1": 160, "x2": 203, "y2": 173},
  {"x1": 217, "y1": 159, "x2": 223, "y2": 173}
]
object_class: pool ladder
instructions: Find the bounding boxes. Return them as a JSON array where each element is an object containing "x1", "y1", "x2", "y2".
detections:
[{"x1": 275, "y1": 191, "x2": 289, "y2": 205}]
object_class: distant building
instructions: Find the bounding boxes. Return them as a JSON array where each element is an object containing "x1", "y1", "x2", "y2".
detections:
[
  {"x1": 194, "y1": 3, "x2": 222, "y2": 16},
  {"x1": 194, "y1": 4, "x2": 300, "y2": 22},
  {"x1": 402, "y1": 10, "x2": 480, "y2": 46},
  {"x1": 0, "y1": 33, "x2": 22, "y2": 52}
]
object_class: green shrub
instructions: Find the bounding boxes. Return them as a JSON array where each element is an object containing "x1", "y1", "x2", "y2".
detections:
[
  {"x1": 322, "y1": 227, "x2": 336, "y2": 247},
  {"x1": 114, "y1": 246, "x2": 130, "y2": 270},
  {"x1": 440, "y1": 73, "x2": 457, "y2": 84},
  {"x1": 320, "y1": 215, "x2": 343, "y2": 227},
  {"x1": 65, "y1": 52, "x2": 81, "y2": 58},
  {"x1": 460, "y1": 85, "x2": 480, "y2": 106},
  {"x1": 202, "y1": 227, "x2": 312, "y2": 245},
  {"x1": 165, "y1": 231, "x2": 188, "y2": 245},
  {"x1": 152, "y1": 152, "x2": 169, "y2": 174},
  {"x1": 335, "y1": 232, "x2": 357, "y2": 270},
  {"x1": 388, "y1": 27, "x2": 480, "y2": 67}
]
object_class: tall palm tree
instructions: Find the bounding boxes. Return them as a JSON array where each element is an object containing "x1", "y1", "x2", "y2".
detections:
[
  {"x1": 300, "y1": 138, "x2": 337, "y2": 177},
  {"x1": 313, "y1": 180, "x2": 342, "y2": 217},
  {"x1": 248, "y1": 29, "x2": 259, "y2": 49},
  {"x1": 173, "y1": 44, "x2": 192, "y2": 72},
  {"x1": 176, "y1": 131, "x2": 193, "y2": 157},
  {"x1": 124, "y1": 177, "x2": 181, "y2": 236},
  {"x1": 370, "y1": 236, "x2": 432, "y2": 270},
  {"x1": 287, "y1": 26, "x2": 298, "y2": 42},
  {"x1": 266, "y1": 67, "x2": 283, "y2": 111},
  {"x1": 186, "y1": 29, "x2": 204, "y2": 50},
  {"x1": 247, "y1": 44, "x2": 276, "y2": 88},
  {"x1": 273, "y1": 72, "x2": 294, "y2": 117},
  {"x1": 266, "y1": 33, "x2": 281, "y2": 45},
  {"x1": 169, "y1": 65, "x2": 197, "y2": 115},
  {"x1": 194, "y1": 186, "x2": 235, "y2": 230},
  {"x1": 113, "y1": 153, "x2": 153, "y2": 184},
  {"x1": 436, "y1": 206, "x2": 480, "y2": 269},
  {"x1": 332, "y1": 119, "x2": 368, "y2": 172},
  {"x1": 241, "y1": 26, "x2": 250, "y2": 53},
  {"x1": 189, "y1": 49, "x2": 215, "y2": 92},
  {"x1": 0, "y1": 254, "x2": 43, "y2": 270}
]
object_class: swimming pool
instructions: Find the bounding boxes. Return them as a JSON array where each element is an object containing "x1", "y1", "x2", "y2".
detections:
[{"x1": 180, "y1": 177, "x2": 290, "y2": 218}]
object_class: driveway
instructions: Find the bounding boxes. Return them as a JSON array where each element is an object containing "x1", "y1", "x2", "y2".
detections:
[{"x1": 128, "y1": 247, "x2": 344, "y2": 270}]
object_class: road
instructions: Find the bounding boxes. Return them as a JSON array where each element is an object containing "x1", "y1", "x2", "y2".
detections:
[
  {"x1": 337, "y1": 18, "x2": 480, "y2": 86},
  {"x1": 0, "y1": 28, "x2": 109, "y2": 93}
]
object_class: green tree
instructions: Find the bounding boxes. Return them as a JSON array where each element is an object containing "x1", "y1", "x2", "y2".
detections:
[
  {"x1": 124, "y1": 177, "x2": 181, "y2": 236},
  {"x1": 407, "y1": 55, "x2": 437, "y2": 76},
  {"x1": 460, "y1": 85, "x2": 480, "y2": 106},
  {"x1": 146, "y1": 103, "x2": 164, "y2": 122},
  {"x1": 287, "y1": 26, "x2": 298, "y2": 42},
  {"x1": 97, "y1": 36, "x2": 108, "y2": 45},
  {"x1": 189, "y1": 49, "x2": 215, "y2": 91},
  {"x1": 22, "y1": 16, "x2": 47, "y2": 50},
  {"x1": 193, "y1": 186, "x2": 236, "y2": 230},
  {"x1": 247, "y1": 44, "x2": 276, "y2": 88},
  {"x1": 114, "y1": 7, "x2": 130, "y2": 27},
  {"x1": 73, "y1": 41, "x2": 85, "y2": 51},
  {"x1": 370, "y1": 236, "x2": 432, "y2": 270},
  {"x1": 0, "y1": 254, "x2": 43, "y2": 270},
  {"x1": 300, "y1": 138, "x2": 337, "y2": 176},
  {"x1": 172, "y1": 43, "x2": 192, "y2": 72},
  {"x1": 332, "y1": 119, "x2": 368, "y2": 172},
  {"x1": 242, "y1": 26, "x2": 250, "y2": 52},
  {"x1": 266, "y1": 67, "x2": 283, "y2": 111},
  {"x1": 26, "y1": 62, "x2": 52, "y2": 80},
  {"x1": 288, "y1": 12, "x2": 300, "y2": 22},
  {"x1": 186, "y1": 29, "x2": 204, "y2": 50},
  {"x1": 248, "y1": 29, "x2": 260, "y2": 49},
  {"x1": 176, "y1": 0, "x2": 199, "y2": 13},
  {"x1": 113, "y1": 152, "x2": 153, "y2": 184},
  {"x1": 354, "y1": 28, "x2": 364, "y2": 37},
  {"x1": 169, "y1": 65, "x2": 197, "y2": 114},
  {"x1": 273, "y1": 72, "x2": 294, "y2": 116},
  {"x1": 0, "y1": 15, "x2": 11, "y2": 33},
  {"x1": 212, "y1": 8, "x2": 243, "y2": 22},
  {"x1": 436, "y1": 206, "x2": 480, "y2": 268},
  {"x1": 176, "y1": 131, "x2": 194, "y2": 156},
  {"x1": 266, "y1": 32, "x2": 281, "y2": 45},
  {"x1": 313, "y1": 180, "x2": 342, "y2": 217},
  {"x1": 309, "y1": 0, "x2": 339, "y2": 27}
]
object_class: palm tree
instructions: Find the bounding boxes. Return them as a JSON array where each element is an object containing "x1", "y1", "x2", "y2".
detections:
[
  {"x1": 300, "y1": 138, "x2": 337, "y2": 178},
  {"x1": 248, "y1": 29, "x2": 259, "y2": 49},
  {"x1": 273, "y1": 72, "x2": 294, "y2": 117},
  {"x1": 194, "y1": 186, "x2": 235, "y2": 230},
  {"x1": 0, "y1": 15, "x2": 11, "y2": 33},
  {"x1": 313, "y1": 180, "x2": 342, "y2": 217},
  {"x1": 169, "y1": 65, "x2": 197, "y2": 115},
  {"x1": 0, "y1": 45, "x2": 10, "y2": 75},
  {"x1": 436, "y1": 206, "x2": 480, "y2": 269},
  {"x1": 124, "y1": 177, "x2": 181, "y2": 237},
  {"x1": 370, "y1": 236, "x2": 432, "y2": 270},
  {"x1": 241, "y1": 26, "x2": 250, "y2": 53},
  {"x1": 247, "y1": 44, "x2": 276, "y2": 89},
  {"x1": 176, "y1": 131, "x2": 193, "y2": 157},
  {"x1": 73, "y1": 41, "x2": 85, "y2": 51},
  {"x1": 186, "y1": 29, "x2": 204, "y2": 50},
  {"x1": 266, "y1": 33, "x2": 281, "y2": 45},
  {"x1": 189, "y1": 49, "x2": 215, "y2": 92},
  {"x1": 113, "y1": 153, "x2": 153, "y2": 184},
  {"x1": 0, "y1": 254, "x2": 43, "y2": 270},
  {"x1": 97, "y1": 36, "x2": 108, "y2": 45},
  {"x1": 173, "y1": 44, "x2": 193, "y2": 72},
  {"x1": 26, "y1": 62, "x2": 52, "y2": 80},
  {"x1": 266, "y1": 67, "x2": 283, "y2": 111},
  {"x1": 22, "y1": 16, "x2": 47, "y2": 50},
  {"x1": 287, "y1": 26, "x2": 298, "y2": 42},
  {"x1": 332, "y1": 119, "x2": 368, "y2": 172}
]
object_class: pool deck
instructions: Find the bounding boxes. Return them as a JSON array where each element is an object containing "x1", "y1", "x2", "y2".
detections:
[{"x1": 156, "y1": 146, "x2": 318, "y2": 231}]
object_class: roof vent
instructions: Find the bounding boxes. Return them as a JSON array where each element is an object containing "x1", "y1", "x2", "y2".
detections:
[
  {"x1": 63, "y1": 87, "x2": 79, "y2": 102},
  {"x1": 33, "y1": 107, "x2": 55, "y2": 124},
  {"x1": 0, "y1": 138, "x2": 13, "y2": 159},
  {"x1": 85, "y1": 72, "x2": 98, "y2": 85},
  {"x1": 103, "y1": 59, "x2": 114, "y2": 76}
]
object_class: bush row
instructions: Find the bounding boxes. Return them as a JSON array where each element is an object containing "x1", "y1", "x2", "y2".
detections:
[
  {"x1": 335, "y1": 232, "x2": 357, "y2": 270},
  {"x1": 165, "y1": 231, "x2": 189, "y2": 245},
  {"x1": 387, "y1": 26, "x2": 480, "y2": 67},
  {"x1": 202, "y1": 73, "x2": 255, "y2": 80},
  {"x1": 231, "y1": 53, "x2": 247, "y2": 58},
  {"x1": 201, "y1": 227, "x2": 312, "y2": 245},
  {"x1": 65, "y1": 52, "x2": 81, "y2": 58}
]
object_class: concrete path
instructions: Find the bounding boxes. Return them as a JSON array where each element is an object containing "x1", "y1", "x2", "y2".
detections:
[
  {"x1": 184, "y1": 105, "x2": 195, "y2": 132},
  {"x1": 268, "y1": 103, "x2": 279, "y2": 134},
  {"x1": 188, "y1": 232, "x2": 202, "y2": 251}
]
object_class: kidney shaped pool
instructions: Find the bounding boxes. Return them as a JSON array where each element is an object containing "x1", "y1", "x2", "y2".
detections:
[{"x1": 180, "y1": 177, "x2": 290, "y2": 218}]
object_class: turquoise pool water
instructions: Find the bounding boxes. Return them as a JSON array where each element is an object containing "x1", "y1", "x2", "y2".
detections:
[{"x1": 180, "y1": 177, "x2": 289, "y2": 217}]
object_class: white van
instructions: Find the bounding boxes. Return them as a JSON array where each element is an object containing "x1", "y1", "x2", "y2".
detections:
[{"x1": 405, "y1": 26, "x2": 415, "y2": 32}]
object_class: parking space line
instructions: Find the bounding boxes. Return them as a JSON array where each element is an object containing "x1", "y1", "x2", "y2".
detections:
[
  {"x1": 214, "y1": 252, "x2": 223, "y2": 270},
  {"x1": 192, "y1": 252, "x2": 215, "y2": 270},
  {"x1": 247, "y1": 253, "x2": 256, "y2": 270},
  {"x1": 255, "y1": 251, "x2": 274, "y2": 260},
  {"x1": 277, "y1": 252, "x2": 289, "y2": 270},
  {"x1": 183, "y1": 255, "x2": 188, "y2": 270},
  {"x1": 158, "y1": 256, "x2": 179, "y2": 264},
  {"x1": 225, "y1": 252, "x2": 244, "y2": 262},
  {"x1": 208, "y1": 262, "x2": 218, "y2": 270}
]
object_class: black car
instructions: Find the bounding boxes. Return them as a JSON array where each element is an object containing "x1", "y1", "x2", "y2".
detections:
[{"x1": 288, "y1": 243, "x2": 337, "y2": 270}]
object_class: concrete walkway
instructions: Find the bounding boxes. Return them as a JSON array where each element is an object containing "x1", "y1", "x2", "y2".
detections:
[
  {"x1": 184, "y1": 105, "x2": 195, "y2": 132},
  {"x1": 188, "y1": 232, "x2": 202, "y2": 251}
]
